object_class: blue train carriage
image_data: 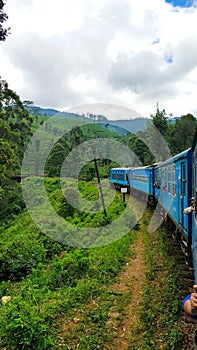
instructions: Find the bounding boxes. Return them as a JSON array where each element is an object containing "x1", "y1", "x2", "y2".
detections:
[
  {"x1": 109, "y1": 167, "x2": 131, "y2": 192},
  {"x1": 129, "y1": 165, "x2": 155, "y2": 206},
  {"x1": 155, "y1": 148, "x2": 194, "y2": 266},
  {"x1": 191, "y1": 134, "x2": 197, "y2": 282}
]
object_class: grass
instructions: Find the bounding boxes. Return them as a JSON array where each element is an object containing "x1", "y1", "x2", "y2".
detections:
[
  {"x1": 139, "y1": 208, "x2": 183, "y2": 350},
  {"x1": 0, "y1": 181, "x2": 136, "y2": 349},
  {"x1": 0, "y1": 184, "x2": 185, "y2": 349},
  {"x1": 53, "y1": 205, "x2": 184, "y2": 350}
]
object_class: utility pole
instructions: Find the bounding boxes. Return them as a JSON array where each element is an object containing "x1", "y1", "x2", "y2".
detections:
[{"x1": 93, "y1": 157, "x2": 107, "y2": 217}]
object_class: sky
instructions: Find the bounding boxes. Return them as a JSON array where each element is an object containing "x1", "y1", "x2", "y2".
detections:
[{"x1": 1, "y1": 0, "x2": 197, "y2": 119}]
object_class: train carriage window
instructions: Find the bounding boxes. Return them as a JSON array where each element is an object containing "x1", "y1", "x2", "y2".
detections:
[
  {"x1": 118, "y1": 173, "x2": 124, "y2": 181},
  {"x1": 162, "y1": 169, "x2": 165, "y2": 189},
  {"x1": 131, "y1": 174, "x2": 149, "y2": 183},
  {"x1": 160, "y1": 169, "x2": 164, "y2": 189},
  {"x1": 172, "y1": 165, "x2": 176, "y2": 197},
  {"x1": 163, "y1": 168, "x2": 167, "y2": 191},
  {"x1": 167, "y1": 167, "x2": 171, "y2": 194},
  {"x1": 155, "y1": 169, "x2": 161, "y2": 187},
  {"x1": 181, "y1": 164, "x2": 186, "y2": 196}
]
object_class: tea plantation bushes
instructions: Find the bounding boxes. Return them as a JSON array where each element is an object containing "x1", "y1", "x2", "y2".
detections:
[
  {"x1": 0, "y1": 296, "x2": 54, "y2": 349},
  {"x1": 46, "y1": 250, "x2": 89, "y2": 289},
  {"x1": 0, "y1": 230, "x2": 135, "y2": 349},
  {"x1": 0, "y1": 233, "x2": 136, "y2": 349},
  {"x1": 0, "y1": 237, "x2": 46, "y2": 281},
  {"x1": 0, "y1": 178, "x2": 137, "y2": 349},
  {"x1": 0, "y1": 212, "x2": 65, "y2": 282},
  {"x1": 36, "y1": 232, "x2": 64, "y2": 259}
]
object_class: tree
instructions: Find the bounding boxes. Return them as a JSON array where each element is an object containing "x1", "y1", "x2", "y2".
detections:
[
  {"x1": 0, "y1": 78, "x2": 33, "y2": 221},
  {"x1": 0, "y1": 5, "x2": 34, "y2": 221},
  {"x1": 45, "y1": 142, "x2": 67, "y2": 177},
  {"x1": 0, "y1": 78, "x2": 33, "y2": 158},
  {"x1": 170, "y1": 114, "x2": 196, "y2": 154},
  {"x1": 70, "y1": 126, "x2": 84, "y2": 147},
  {"x1": 0, "y1": 139, "x2": 19, "y2": 186},
  {"x1": 58, "y1": 188, "x2": 79, "y2": 218},
  {"x1": 150, "y1": 103, "x2": 169, "y2": 137},
  {"x1": 128, "y1": 133, "x2": 154, "y2": 165},
  {"x1": 0, "y1": 0, "x2": 10, "y2": 41},
  {"x1": 144, "y1": 104, "x2": 172, "y2": 162},
  {"x1": 70, "y1": 126, "x2": 84, "y2": 178}
]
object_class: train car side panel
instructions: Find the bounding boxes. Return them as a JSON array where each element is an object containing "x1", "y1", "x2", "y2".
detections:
[
  {"x1": 156, "y1": 149, "x2": 193, "y2": 237},
  {"x1": 109, "y1": 168, "x2": 130, "y2": 190},
  {"x1": 192, "y1": 144, "x2": 197, "y2": 281},
  {"x1": 129, "y1": 167, "x2": 154, "y2": 196}
]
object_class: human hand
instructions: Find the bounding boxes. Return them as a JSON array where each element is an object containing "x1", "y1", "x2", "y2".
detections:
[{"x1": 190, "y1": 285, "x2": 197, "y2": 310}]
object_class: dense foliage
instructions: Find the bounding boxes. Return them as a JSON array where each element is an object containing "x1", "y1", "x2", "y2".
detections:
[
  {"x1": 43, "y1": 123, "x2": 121, "y2": 179},
  {"x1": 128, "y1": 107, "x2": 196, "y2": 165},
  {"x1": 0, "y1": 0, "x2": 10, "y2": 41},
  {"x1": 0, "y1": 78, "x2": 33, "y2": 222},
  {"x1": 0, "y1": 178, "x2": 136, "y2": 349}
]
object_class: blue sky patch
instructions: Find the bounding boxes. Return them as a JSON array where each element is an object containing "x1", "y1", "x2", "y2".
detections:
[
  {"x1": 165, "y1": 0, "x2": 194, "y2": 7},
  {"x1": 152, "y1": 38, "x2": 160, "y2": 45},
  {"x1": 165, "y1": 55, "x2": 174, "y2": 63}
]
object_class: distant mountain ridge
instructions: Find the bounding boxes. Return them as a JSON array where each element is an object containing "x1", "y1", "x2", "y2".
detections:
[
  {"x1": 26, "y1": 105, "x2": 178, "y2": 135},
  {"x1": 98, "y1": 119, "x2": 147, "y2": 135}
]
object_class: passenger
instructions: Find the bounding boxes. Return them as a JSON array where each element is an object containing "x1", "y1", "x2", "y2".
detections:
[
  {"x1": 182, "y1": 285, "x2": 197, "y2": 317},
  {"x1": 183, "y1": 197, "x2": 195, "y2": 214},
  {"x1": 153, "y1": 181, "x2": 160, "y2": 189},
  {"x1": 182, "y1": 285, "x2": 197, "y2": 349}
]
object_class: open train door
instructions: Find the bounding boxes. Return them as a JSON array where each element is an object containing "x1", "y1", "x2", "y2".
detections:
[{"x1": 179, "y1": 162, "x2": 187, "y2": 230}]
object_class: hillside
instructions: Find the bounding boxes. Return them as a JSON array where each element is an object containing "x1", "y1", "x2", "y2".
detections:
[
  {"x1": 0, "y1": 187, "x2": 188, "y2": 349},
  {"x1": 26, "y1": 105, "x2": 182, "y2": 137},
  {"x1": 99, "y1": 118, "x2": 147, "y2": 135},
  {"x1": 26, "y1": 105, "x2": 148, "y2": 135}
]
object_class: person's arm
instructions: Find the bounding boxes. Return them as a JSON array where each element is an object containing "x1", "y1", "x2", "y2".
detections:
[
  {"x1": 184, "y1": 297, "x2": 193, "y2": 314},
  {"x1": 183, "y1": 206, "x2": 194, "y2": 214},
  {"x1": 183, "y1": 285, "x2": 197, "y2": 316}
]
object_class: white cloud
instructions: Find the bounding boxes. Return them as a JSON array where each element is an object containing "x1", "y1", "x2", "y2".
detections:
[{"x1": 1, "y1": 0, "x2": 197, "y2": 118}]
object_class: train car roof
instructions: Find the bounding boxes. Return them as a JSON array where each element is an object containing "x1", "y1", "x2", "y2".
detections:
[
  {"x1": 130, "y1": 165, "x2": 154, "y2": 171},
  {"x1": 155, "y1": 148, "x2": 192, "y2": 167},
  {"x1": 110, "y1": 167, "x2": 134, "y2": 171}
]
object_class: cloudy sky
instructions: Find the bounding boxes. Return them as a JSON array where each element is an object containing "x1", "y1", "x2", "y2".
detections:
[{"x1": 0, "y1": 0, "x2": 197, "y2": 119}]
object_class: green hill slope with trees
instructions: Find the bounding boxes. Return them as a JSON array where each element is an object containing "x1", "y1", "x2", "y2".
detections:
[{"x1": 0, "y1": 78, "x2": 34, "y2": 222}]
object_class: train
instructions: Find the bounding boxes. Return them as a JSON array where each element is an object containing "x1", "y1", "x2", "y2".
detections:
[{"x1": 110, "y1": 130, "x2": 197, "y2": 282}]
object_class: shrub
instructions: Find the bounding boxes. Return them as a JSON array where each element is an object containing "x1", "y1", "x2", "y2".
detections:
[
  {"x1": 47, "y1": 249, "x2": 89, "y2": 289},
  {"x1": 0, "y1": 297, "x2": 54, "y2": 349},
  {"x1": 37, "y1": 232, "x2": 64, "y2": 259},
  {"x1": 0, "y1": 238, "x2": 46, "y2": 281}
]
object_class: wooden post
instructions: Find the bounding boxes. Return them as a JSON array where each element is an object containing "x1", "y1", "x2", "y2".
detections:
[{"x1": 94, "y1": 158, "x2": 107, "y2": 217}]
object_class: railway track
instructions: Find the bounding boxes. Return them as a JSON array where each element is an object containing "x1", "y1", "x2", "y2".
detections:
[{"x1": 122, "y1": 191, "x2": 197, "y2": 348}]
